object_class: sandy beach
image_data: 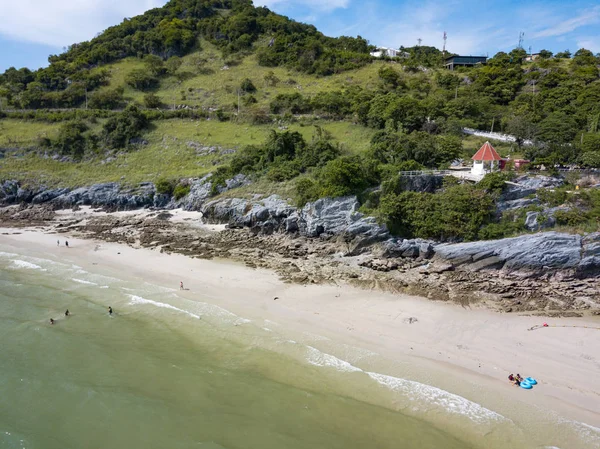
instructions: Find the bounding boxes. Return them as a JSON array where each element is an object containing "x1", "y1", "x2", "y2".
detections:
[{"x1": 2, "y1": 224, "x2": 600, "y2": 446}]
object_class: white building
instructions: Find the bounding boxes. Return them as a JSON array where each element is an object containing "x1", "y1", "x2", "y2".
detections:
[{"x1": 370, "y1": 47, "x2": 400, "y2": 58}]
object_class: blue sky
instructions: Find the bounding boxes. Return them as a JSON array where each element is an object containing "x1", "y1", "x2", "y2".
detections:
[{"x1": 1, "y1": 0, "x2": 599, "y2": 72}]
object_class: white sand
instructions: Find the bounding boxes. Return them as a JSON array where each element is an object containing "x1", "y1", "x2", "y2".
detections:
[{"x1": 2, "y1": 227, "x2": 599, "y2": 435}]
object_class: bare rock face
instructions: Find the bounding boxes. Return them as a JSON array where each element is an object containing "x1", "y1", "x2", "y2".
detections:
[
  {"x1": 500, "y1": 175, "x2": 564, "y2": 201},
  {"x1": 433, "y1": 231, "x2": 597, "y2": 274},
  {"x1": 201, "y1": 195, "x2": 389, "y2": 246}
]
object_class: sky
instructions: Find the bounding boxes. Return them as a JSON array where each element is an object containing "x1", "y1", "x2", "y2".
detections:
[{"x1": 1, "y1": 0, "x2": 600, "y2": 72}]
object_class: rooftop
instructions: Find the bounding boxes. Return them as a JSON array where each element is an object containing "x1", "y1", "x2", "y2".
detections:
[{"x1": 472, "y1": 141, "x2": 502, "y2": 161}]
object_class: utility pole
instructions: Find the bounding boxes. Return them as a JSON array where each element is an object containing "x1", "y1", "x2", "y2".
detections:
[
  {"x1": 491, "y1": 117, "x2": 495, "y2": 133},
  {"x1": 442, "y1": 31, "x2": 447, "y2": 58},
  {"x1": 417, "y1": 38, "x2": 422, "y2": 47},
  {"x1": 237, "y1": 89, "x2": 241, "y2": 115},
  {"x1": 85, "y1": 87, "x2": 88, "y2": 110},
  {"x1": 518, "y1": 31, "x2": 524, "y2": 49}
]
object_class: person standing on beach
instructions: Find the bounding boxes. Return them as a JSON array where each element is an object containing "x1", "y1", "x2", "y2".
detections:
[
  {"x1": 65, "y1": 241, "x2": 69, "y2": 248},
  {"x1": 65, "y1": 310, "x2": 70, "y2": 317},
  {"x1": 180, "y1": 281, "x2": 184, "y2": 290},
  {"x1": 50, "y1": 318, "x2": 55, "y2": 325},
  {"x1": 57, "y1": 239, "x2": 60, "y2": 247},
  {"x1": 108, "y1": 306, "x2": 113, "y2": 315}
]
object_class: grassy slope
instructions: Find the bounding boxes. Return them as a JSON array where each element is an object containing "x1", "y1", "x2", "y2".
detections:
[
  {"x1": 0, "y1": 117, "x2": 374, "y2": 187},
  {"x1": 0, "y1": 42, "x2": 524, "y2": 189}
]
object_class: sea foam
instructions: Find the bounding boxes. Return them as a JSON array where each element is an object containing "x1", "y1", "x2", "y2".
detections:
[
  {"x1": 10, "y1": 260, "x2": 46, "y2": 271},
  {"x1": 72, "y1": 278, "x2": 98, "y2": 286},
  {"x1": 306, "y1": 346, "x2": 363, "y2": 373},
  {"x1": 367, "y1": 372, "x2": 506, "y2": 424},
  {"x1": 128, "y1": 295, "x2": 200, "y2": 319}
]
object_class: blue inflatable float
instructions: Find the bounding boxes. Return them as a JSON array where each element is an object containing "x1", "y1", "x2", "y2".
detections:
[
  {"x1": 525, "y1": 377, "x2": 537, "y2": 385},
  {"x1": 520, "y1": 381, "x2": 532, "y2": 389}
]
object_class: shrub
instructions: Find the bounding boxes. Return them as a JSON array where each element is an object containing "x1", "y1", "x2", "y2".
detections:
[
  {"x1": 554, "y1": 209, "x2": 589, "y2": 227},
  {"x1": 143, "y1": 93, "x2": 163, "y2": 109},
  {"x1": 240, "y1": 78, "x2": 256, "y2": 93},
  {"x1": 173, "y1": 183, "x2": 191, "y2": 200},
  {"x1": 53, "y1": 120, "x2": 90, "y2": 159},
  {"x1": 378, "y1": 184, "x2": 496, "y2": 241},
  {"x1": 125, "y1": 69, "x2": 159, "y2": 91},
  {"x1": 295, "y1": 177, "x2": 319, "y2": 206},
  {"x1": 101, "y1": 105, "x2": 149, "y2": 149},
  {"x1": 155, "y1": 178, "x2": 175, "y2": 195},
  {"x1": 87, "y1": 87, "x2": 124, "y2": 110},
  {"x1": 267, "y1": 160, "x2": 302, "y2": 182},
  {"x1": 318, "y1": 156, "x2": 378, "y2": 198}
]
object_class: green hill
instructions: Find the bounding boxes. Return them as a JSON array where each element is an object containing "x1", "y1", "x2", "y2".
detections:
[{"x1": 1, "y1": 0, "x2": 600, "y2": 241}]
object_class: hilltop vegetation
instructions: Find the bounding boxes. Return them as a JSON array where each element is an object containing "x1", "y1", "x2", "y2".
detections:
[{"x1": 1, "y1": 0, "x2": 600, "y2": 242}]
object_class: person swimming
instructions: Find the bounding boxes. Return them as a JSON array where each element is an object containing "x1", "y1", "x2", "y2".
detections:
[
  {"x1": 65, "y1": 309, "x2": 70, "y2": 317},
  {"x1": 50, "y1": 318, "x2": 55, "y2": 325},
  {"x1": 108, "y1": 306, "x2": 113, "y2": 315}
]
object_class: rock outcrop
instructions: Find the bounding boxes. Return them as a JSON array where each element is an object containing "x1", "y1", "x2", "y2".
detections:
[{"x1": 433, "y1": 231, "x2": 599, "y2": 274}]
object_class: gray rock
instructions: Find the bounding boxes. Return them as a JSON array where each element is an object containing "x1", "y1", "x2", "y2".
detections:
[
  {"x1": 179, "y1": 176, "x2": 212, "y2": 211},
  {"x1": 435, "y1": 232, "x2": 583, "y2": 272},
  {"x1": 497, "y1": 197, "x2": 539, "y2": 212},
  {"x1": 500, "y1": 175, "x2": 563, "y2": 201},
  {"x1": 32, "y1": 188, "x2": 71, "y2": 204},
  {"x1": 524, "y1": 206, "x2": 569, "y2": 231},
  {"x1": 378, "y1": 238, "x2": 435, "y2": 259}
]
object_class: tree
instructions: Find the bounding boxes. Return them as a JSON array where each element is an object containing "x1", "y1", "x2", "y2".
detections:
[
  {"x1": 378, "y1": 66, "x2": 402, "y2": 89},
  {"x1": 125, "y1": 69, "x2": 159, "y2": 90},
  {"x1": 165, "y1": 56, "x2": 183, "y2": 74},
  {"x1": 87, "y1": 87, "x2": 124, "y2": 109},
  {"x1": 102, "y1": 104, "x2": 149, "y2": 148},
  {"x1": 539, "y1": 49, "x2": 553, "y2": 59},
  {"x1": 54, "y1": 121, "x2": 90, "y2": 158},
  {"x1": 555, "y1": 50, "x2": 571, "y2": 59},
  {"x1": 144, "y1": 55, "x2": 166, "y2": 76}
]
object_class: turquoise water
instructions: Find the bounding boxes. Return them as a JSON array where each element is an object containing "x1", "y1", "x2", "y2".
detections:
[{"x1": 0, "y1": 242, "x2": 598, "y2": 449}]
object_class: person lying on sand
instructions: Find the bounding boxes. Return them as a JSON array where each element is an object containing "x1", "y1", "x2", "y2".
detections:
[
  {"x1": 508, "y1": 374, "x2": 520, "y2": 386},
  {"x1": 65, "y1": 309, "x2": 70, "y2": 317}
]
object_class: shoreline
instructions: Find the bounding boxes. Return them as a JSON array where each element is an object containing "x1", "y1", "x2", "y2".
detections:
[{"x1": 1, "y1": 224, "x2": 600, "y2": 445}]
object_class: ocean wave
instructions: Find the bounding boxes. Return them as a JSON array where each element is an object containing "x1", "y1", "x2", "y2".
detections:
[
  {"x1": 367, "y1": 372, "x2": 506, "y2": 424},
  {"x1": 0, "y1": 251, "x2": 18, "y2": 258},
  {"x1": 10, "y1": 260, "x2": 47, "y2": 271},
  {"x1": 128, "y1": 295, "x2": 200, "y2": 319},
  {"x1": 559, "y1": 419, "x2": 600, "y2": 446},
  {"x1": 306, "y1": 346, "x2": 363, "y2": 373},
  {"x1": 72, "y1": 278, "x2": 98, "y2": 286}
]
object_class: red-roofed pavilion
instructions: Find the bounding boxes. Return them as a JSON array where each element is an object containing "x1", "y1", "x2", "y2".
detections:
[{"x1": 471, "y1": 141, "x2": 502, "y2": 177}]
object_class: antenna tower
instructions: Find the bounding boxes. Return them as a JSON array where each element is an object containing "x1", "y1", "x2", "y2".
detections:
[
  {"x1": 518, "y1": 31, "x2": 524, "y2": 49},
  {"x1": 417, "y1": 38, "x2": 422, "y2": 47},
  {"x1": 443, "y1": 31, "x2": 447, "y2": 57}
]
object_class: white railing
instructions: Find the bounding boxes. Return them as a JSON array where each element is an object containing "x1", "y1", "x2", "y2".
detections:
[{"x1": 462, "y1": 128, "x2": 534, "y2": 146}]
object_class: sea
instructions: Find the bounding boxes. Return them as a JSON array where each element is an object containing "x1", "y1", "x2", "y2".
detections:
[{"x1": 1, "y1": 239, "x2": 599, "y2": 449}]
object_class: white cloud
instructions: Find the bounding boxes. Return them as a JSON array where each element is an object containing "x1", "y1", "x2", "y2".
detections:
[
  {"x1": 0, "y1": 0, "x2": 166, "y2": 48},
  {"x1": 257, "y1": 0, "x2": 349, "y2": 12},
  {"x1": 367, "y1": 1, "x2": 502, "y2": 55},
  {"x1": 576, "y1": 37, "x2": 600, "y2": 53},
  {"x1": 531, "y1": 6, "x2": 600, "y2": 39}
]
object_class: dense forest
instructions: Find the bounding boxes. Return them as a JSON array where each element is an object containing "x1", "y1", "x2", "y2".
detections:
[{"x1": 1, "y1": 0, "x2": 599, "y2": 242}]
